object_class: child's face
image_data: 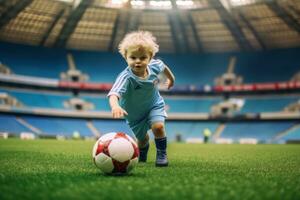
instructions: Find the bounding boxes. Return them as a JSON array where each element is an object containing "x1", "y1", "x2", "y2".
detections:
[{"x1": 126, "y1": 46, "x2": 152, "y2": 76}]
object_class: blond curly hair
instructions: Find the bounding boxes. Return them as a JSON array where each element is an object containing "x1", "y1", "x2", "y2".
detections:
[{"x1": 118, "y1": 31, "x2": 159, "y2": 58}]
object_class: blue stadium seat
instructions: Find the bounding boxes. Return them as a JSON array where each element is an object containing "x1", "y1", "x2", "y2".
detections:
[
  {"x1": 0, "y1": 42, "x2": 68, "y2": 78},
  {"x1": 0, "y1": 114, "x2": 30, "y2": 134},
  {"x1": 280, "y1": 125, "x2": 300, "y2": 141},
  {"x1": 164, "y1": 98, "x2": 220, "y2": 113},
  {"x1": 80, "y1": 95, "x2": 110, "y2": 111},
  {"x1": 12, "y1": 91, "x2": 70, "y2": 109},
  {"x1": 22, "y1": 116, "x2": 94, "y2": 137},
  {"x1": 240, "y1": 97, "x2": 299, "y2": 113},
  {"x1": 221, "y1": 122, "x2": 296, "y2": 142},
  {"x1": 165, "y1": 122, "x2": 219, "y2": 141},
  {"x1": 235, "y1": 49, "x2": 300, "y2": 83}
]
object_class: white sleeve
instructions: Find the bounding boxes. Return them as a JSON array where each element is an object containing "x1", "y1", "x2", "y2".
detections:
[
  {"x1": 150, "y1": 59, "x2": 166, "y2": 75},
  {"x1": 107, "y1": 73, "x2": 129, "y2": 98}
]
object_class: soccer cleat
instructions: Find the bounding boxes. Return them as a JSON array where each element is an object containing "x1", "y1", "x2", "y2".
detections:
[
  {"x1": 155, "y1": 137, "x2": 168, "y2": 167},
  {"x1": 138, "y1": 143, "x2": 149, "y2": 162},
  {"x1": 155, "y1": 149, "x2": 168, "y2": 167}
]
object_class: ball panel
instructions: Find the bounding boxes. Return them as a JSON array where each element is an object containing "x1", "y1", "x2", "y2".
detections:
[
  {"x1": 94, "y1": 153, "x2": 114, "y2": 173},
  {"x1": 94, "y1": 140, "x2": 112, "y2": 157},
  {"x1": 127, "y1": 157, "x2": 138, "y2": 172},
  {"x1": 114, "y1": 132, "x2": 129, "y2": 140},
  {"x1": 125, "y1": 134, "x2": 138, "y2": 146},
  {"x1": 131, "y1": 142, "x2": 139, "y2": 159},
  {"x1": 92, "y1": 140, "x2": 99, "y2": 157},
  {"x1": 96, "y1": 142, "x2": 104, "y2": 156},
  {"x1": 108, "y1": 138, "x2": 134, "y2": 162},
  {"x1": 112, "y1": 159, "x2": 130, "y2": 174},
  {"x1": 99, "y1": 132, "x2": 116, "y2": 142}
]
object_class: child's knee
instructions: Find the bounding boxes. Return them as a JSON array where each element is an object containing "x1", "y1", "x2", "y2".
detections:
[{"x1": 151, "y1": 123, "x2": 165, "y2": 135}]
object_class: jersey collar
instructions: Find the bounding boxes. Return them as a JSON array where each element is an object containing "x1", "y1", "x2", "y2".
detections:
[{"x1": 128, "y1": 66, "x2": 151, "y2": 80}]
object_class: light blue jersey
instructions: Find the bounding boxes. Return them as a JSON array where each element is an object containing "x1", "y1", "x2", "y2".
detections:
[{"x1": 108, "y1": 59, "x2": 167, "y2": 140}]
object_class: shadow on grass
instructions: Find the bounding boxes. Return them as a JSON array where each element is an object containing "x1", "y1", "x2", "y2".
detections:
[{"x1": 93, "y1": 171, "x2": 147, "y2": 178}]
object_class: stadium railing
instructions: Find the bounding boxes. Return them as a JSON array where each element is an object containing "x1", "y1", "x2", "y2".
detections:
[{"x1": 1, "y1": 73, "x2": 300, "y2": 95}]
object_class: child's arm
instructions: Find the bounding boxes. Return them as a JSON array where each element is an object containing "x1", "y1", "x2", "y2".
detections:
[
  {"x1": 109, "y1": 95, "x2": 128, "y2": 118},
  {"x1": 163, "y1": 65, "x2": 175, "y2": 89}
]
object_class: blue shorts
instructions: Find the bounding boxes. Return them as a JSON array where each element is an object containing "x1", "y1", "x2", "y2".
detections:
[{"x1": 126, "y1": 105, "x2": 167, "y2": 141}]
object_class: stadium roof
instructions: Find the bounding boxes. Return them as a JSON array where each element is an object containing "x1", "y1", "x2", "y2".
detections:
[{"x1": 0, "y1": 0, "x2": 299, "y2": 53}]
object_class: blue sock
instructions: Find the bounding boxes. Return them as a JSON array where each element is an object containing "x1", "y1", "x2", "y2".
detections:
[
  {"x1": 155, "y1": 137, "x2": 167, "y2": 151},
  {"x1": 138, "y1": 142, "x2": 149, "y2": 162}
]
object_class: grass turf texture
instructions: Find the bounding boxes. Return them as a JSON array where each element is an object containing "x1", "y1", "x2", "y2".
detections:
[{"x1": 0, "y1": 139, "x2": 300, "y2": 200}]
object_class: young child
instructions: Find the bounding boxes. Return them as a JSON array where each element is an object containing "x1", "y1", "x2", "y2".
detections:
[{"x1": 107, "y1": 31, "x2": 175, "y2": 167}]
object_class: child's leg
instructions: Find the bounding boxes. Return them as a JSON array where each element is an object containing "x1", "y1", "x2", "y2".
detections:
[
  {"x1": 151, "y1": 122, "x2": 168, "y2": 167},
  {"x1": 138, "y1": 133, "x2": 149, "y2": 162}
]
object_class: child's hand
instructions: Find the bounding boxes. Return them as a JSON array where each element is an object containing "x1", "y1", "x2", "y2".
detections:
[
  {"x1": 111, "y1": 106, "x2": 128, "y2": 118},
  {"x1": 165, "y1": 79, "x2": 174, "y2": 90}
]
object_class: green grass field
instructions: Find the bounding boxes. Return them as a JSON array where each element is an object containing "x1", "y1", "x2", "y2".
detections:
[{"x1": 0, "y1": 139, "x2": 300, "y2": 200}]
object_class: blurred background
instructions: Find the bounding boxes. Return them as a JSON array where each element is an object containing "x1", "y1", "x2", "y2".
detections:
[{"x1": 0, "y1": 0, "x2": 299, "y2": 144}]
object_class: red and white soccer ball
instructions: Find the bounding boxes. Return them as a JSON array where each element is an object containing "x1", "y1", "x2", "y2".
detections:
[{"x1": 92, "y1": 132, "x2": 139, "y2": 175}]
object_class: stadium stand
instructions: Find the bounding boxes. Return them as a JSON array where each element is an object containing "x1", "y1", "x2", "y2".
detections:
[
  {"x1": 0, "y1": 89, "x2": 71, "y2": 109},
  {"x1": 79, "y1": 95, "x2": 110, "y2": 111},
  {"x1": 165, "y1": 122, "x2": 219, "y2": 141},
  {"x1": 234, "y1": 49, "x2": 300, "y2": 83},
  {"x1": 21, "y1": 115, "x2": 94, "y2": 137},
  {"x1": 1, "y1": 42, "x2": 300, "y2": 84},
  {"x1": 0, "y1": 113, "x2": 31, "y2": 134},
  {"x1": 220, "y1": 122, "x2": 296, "y2": 143},
  {"x1": 280, "y1": 124, "x2": 300, "y2": 142},
  {"x1": 164, "y1": 98, "x2": 220, "y2": 113},
  {"x1": 239, "y1": 96, "x2": 299, "y2": 113},
  {"x1": 0, "y1": 42, "x2": 300, "y2": 143},
  {"x1": 0, "y1": 43, "x2": 68, "y2": 78}
]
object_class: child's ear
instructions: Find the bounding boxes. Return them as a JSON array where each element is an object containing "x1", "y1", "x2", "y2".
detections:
[{"x1": 149, "y1": 52, "x2": 153, "y2": 59}]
